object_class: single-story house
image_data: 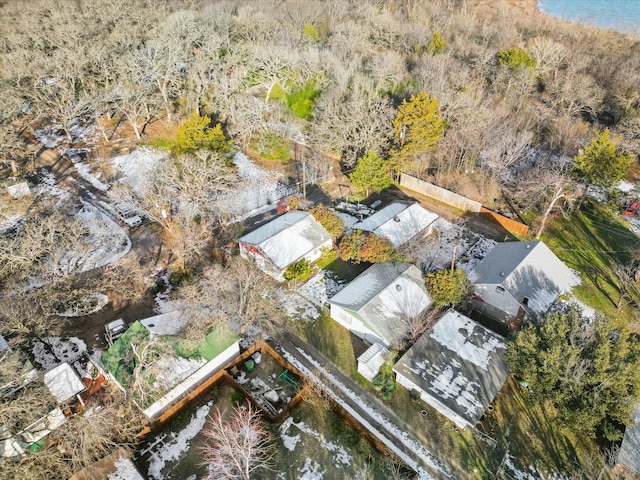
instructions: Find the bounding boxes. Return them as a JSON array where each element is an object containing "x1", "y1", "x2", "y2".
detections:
[
  {"x1": 618, "y1": 402, "x2": 640, "y2": 475},
  {"x1": 468, "y1": 241, "x2": 579, "y2": 327},
  {"x1": 357, "y1": 343, "x2": 390, "y2": 382},
  {"x1": 353, "y1": 202, "x2": 438, "y2": 247},
  {"x1": 329, "y1": 262, "x2": 432, "y2": 348},
  {"x1": 238, "y1": 211, "x2": 332, "y2": 280},
  {"x1": 393, "y1": 310, "x2": 510, "y2": 429}
]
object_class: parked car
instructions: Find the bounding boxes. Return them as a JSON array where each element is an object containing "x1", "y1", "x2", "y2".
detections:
[
  {"x1": 105, "y1": 319, "x2": 127, "y2": 346},
  {"x1": 114, "y1": 203, "x2": 142, "y2": 228}
]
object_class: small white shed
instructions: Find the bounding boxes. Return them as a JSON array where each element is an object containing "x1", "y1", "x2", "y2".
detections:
[
  {"x1": 43, "y1": 363, "x2": 86, "y2": 404},
  {"x1": 357, "y1": 343, "x2": 389, "y2": 382}
]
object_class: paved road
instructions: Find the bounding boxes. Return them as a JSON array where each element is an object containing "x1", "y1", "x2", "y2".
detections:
[{"x1": 276, "y1": 331, "x2": 456, "y2": 480}]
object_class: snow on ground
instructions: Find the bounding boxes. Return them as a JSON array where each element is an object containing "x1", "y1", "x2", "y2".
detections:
[
  {"x1": 32, "y1": 337, "x2": 87, "y2": 370},
  {"x1": 618, "y1": 180, "x2": 637, "y2": 193},
  {"x1": 54, "y1": 293, "x2": 109, "y2": 317},
  {"x1": 74, "y1": 162, "x2": 108, "y2": 191},
  {"x1": 402, "y1": 218, "x2": 496, "y2": 274},
  {"x1": 108, "y1": 457, "x2": 145, "y2": 480},
  {"x1": 58, "y1": 202, "x2": 131, "y2": 273},
  {"x1": 218, "y1": 152, "x2": 297, "y2": 216},
  {"x1": 153, "y1": 356, "x2": 206, "y2": 391},
  {"x1": 279, "y1": 347, "x2": 442, "y2": 480},
  {"x1": 296, "y1": 270, "x2": 346, "y2": 308},
  {"x1": 34, "y1": 121, "x2": 97, "y2": 150},
  {"x1": 279, "y1": 417, "x2": 352, "y2": 466},
  {"x1": 502, "y1": 452, "x2": 570, "y2": 480},
  {"x1": 146, "y1": 402, "x2": 212, "y2": 480},
  {"x1": 298, "y1": 458, "x2": 325, "y2": 480},
  {"x1": 273, "y1": 287, "x2": 321, "y2": 322},
  {"x1": 110, "y1": 147, "x2": 166, "y2": 193}
]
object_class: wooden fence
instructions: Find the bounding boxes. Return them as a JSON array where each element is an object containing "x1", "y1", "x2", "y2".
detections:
[
  {"x1": 480, "y1": 207, "x2": 529, "y2": 236},
  {"x1": 400, "y1": 173, "x2": 482, "y2": 212}
]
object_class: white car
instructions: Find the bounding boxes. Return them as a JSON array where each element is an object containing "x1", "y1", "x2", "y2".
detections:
[
  {"x1": 114, "y1": 203, "x2": 142, "y2": 228},
  {"x1": 105, "y1": 318, "x2": 127, "y2": 346}
]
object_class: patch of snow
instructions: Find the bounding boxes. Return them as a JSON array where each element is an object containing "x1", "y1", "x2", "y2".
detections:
[
  {"x1": 218, "y1": 152, "x2": 296, "y2": 216},
  {"x1": 74, "y1": 162, "x2": 108, "y2": 191},
  {"x1": 34, "y1": 125, "x2": 66, "y2": 148},
  {"x1": 153, "y1": 356, "x2": 206, "y2": 391},
  {"x1": 58, "y1": 202, "x2": 131, "y2": 273},
  {"x1": 279, "y1": 417, "x2": 302, "y2": 451},
  {"x1": 32, "y1": 337, "x2": 87, "y2": 370},
  {"x1": 617, "y1": 180, "x2": 636, "y2": 193},
  {"x1": 108, "y1": 457, "x2": 144, "y2": 480},
  {"x1": 110, "y1": 147, "x2": 166, "y2": 194},
  {"x1": 299, "y1": 458, "x2": 325, "y2": 480},
  {"x1": 273, "y1": 287, "x2": 321, "y2": 321},
  {"x1": 54, "y1": 293, "x2": 109, "y2": 317},
  {"x1": 284, "y1": 419, "x2": 352, "y2": 466},
  {"x1": 403, "y1": 218, "x2": 495, "y2": 275},
  {"x1": 146, "y1": 402, "x2": 212, "y2": 480},
  {"x1": 296, "y1": 271, "x2": 346, "y2": 308}
]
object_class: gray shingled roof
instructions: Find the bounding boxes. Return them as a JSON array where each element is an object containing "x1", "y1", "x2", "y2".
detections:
[
  {"x1": 469, "y1": 241, "x2": 579, "y2": 314},
  {"x1": 619, "y1": 403, "x2": 640, "y2": 474},
  {"x1": 393, "y1": 310, "x2": 510, "y2": 427},
  {"x1": 238, "y1": 211, "x2": 331, "y2": 270},
  {"x1": 330, "y1": 262, "x2": 432, "y2": 345}
]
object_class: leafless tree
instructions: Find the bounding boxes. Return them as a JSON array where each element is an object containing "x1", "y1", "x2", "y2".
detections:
[
  {"x1": 399, "y1": 307, "x2": 442, "y2": 350},
  {"x1": 299, "y1": 371, "x2": 334, "y2": 411},
  {"x1": 199, "y1": 401, "x2": 275, "y2": 480}
]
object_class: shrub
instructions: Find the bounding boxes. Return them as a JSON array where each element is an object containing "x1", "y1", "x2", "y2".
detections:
[
  {"x1": 284, "y1": 258, "x2": 313, "y2": 282},
  {"x1": 337, "y1": 230, "x2": 396, "y2": 264},
  {"x1": 425, "y1": 268, "x2": 470, "y2": 306},
  {"x1": 310, "y1": 204, "x2": 345, "y2": 239},
  {"x1": 497, "y1": 48, "x2": 536, "y2": 70},
  {"x1": 302, "y1": 23, "x2": 321, "y2": 43},
  {"x1": 427, "y1": 31, "x2": 448, "y2": 54}
]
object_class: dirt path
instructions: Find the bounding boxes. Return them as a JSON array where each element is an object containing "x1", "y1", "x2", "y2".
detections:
[{"x1": 277, "y1": 332, "x2": 456, "y2": 480}]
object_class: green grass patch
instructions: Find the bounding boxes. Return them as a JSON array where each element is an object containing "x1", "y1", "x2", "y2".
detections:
[
  {"x1": 541, "y1": 202, "x2": 638, "y2": 323},
  {"x1": 145, "y1": 138, "x2": 173, "y2": 150},
  {"x1": 315, "y1": 253, "x2": 368, "y2": 283},
  {"x1": 249, "y1": 131, "x2": 291, "y2": 162}
]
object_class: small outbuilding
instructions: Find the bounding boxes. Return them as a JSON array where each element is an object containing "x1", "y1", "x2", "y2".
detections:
[
  {"x1": 329, "y1": 262, "x2": 432, "y2": 348},
  {"x1": 238, "y1": 211, "x2": 332, "y2": 280},
  {"x1": 357, "y1": 343, "x2": 390, "y2": 382},
  {"x1": 43, "y1": 362, "x2": 86, "y2": 404},
  {"x1": 393, "y1": 310, "x2": 509, "y2": 429},
  {"x1": 353, "y1": 202, "x2": 438, "y2": 247}
]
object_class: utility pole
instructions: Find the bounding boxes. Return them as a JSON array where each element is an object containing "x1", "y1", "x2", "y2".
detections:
[
  {"x1": 302, "y1": 154, "x2": 306, "y2": 201},
  {"x1": 450, "y1": 244, "x2": 457, "y2": 273}
]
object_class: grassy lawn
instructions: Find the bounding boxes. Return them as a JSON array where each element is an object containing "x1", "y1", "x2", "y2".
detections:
[
  {"x1": 314, "y1": 249, "x2": 369, "y2": 283},
  {"x1": 542, "y1": 201, "x2": 638, "y2": 325}
]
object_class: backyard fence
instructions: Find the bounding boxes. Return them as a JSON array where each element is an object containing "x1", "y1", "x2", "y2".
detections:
[{"x1": 400, "y1": 173, "x2": 529, "y2": 236}]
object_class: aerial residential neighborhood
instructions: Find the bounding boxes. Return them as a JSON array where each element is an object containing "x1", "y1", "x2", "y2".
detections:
[{"x1": 1, "y1": 1, "x2": 640, "y2": 480}]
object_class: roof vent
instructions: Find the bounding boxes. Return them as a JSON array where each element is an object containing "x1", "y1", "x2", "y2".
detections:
[
  {"x1": 500, "y1": 272, "x2": 505, "y2": 276},
  {"x1": 526, "y1": 244, "x2": 531, "y2": 249},
  {"x1": 396, "y1": 284, "x2": 402, "y2": 291},
  {"x1": 393, "y1": 216, "x2": 401, "y2": 222}
]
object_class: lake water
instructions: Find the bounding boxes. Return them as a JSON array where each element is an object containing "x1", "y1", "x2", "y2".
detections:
[{"x1": 538, "y1": 0, "x2": 640, "y2": 35}]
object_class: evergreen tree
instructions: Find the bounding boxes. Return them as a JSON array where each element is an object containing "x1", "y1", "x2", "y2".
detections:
[
  {"x1": 427, "y1": 31, "x2": 448, "y2": 55},
  {"x1": 349, "y1": 151, "x2": 393, "y2": 196},
  {"x1": 573, "y1": 128, "x2": 632, "y2": 188},
  {"x1": 172, "y1": 112, "x2": 232, "y2": 155},
  {"x1": 505, "y1": 308, "x2": 640, "y2": 440},
  {"x1": 391, "y1": 92, "x2": 447, "y2": 175},
  {"x1": 497, "y1": 48, "x2": 536, "y2": 70}
]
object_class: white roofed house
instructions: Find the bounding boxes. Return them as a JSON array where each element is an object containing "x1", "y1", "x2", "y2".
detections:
[
  {"x1": 393, "y1": 310, "x2": 510, "y2": 429},
  {"x1": 329, "y1": 262, "x2": 432, "y2": 348},
  {"x1": 353, "y1": 202, "x2": 438, "y2": 247},
  {"x1": 468, "y1": 241, "x2": 579, "y2": 329},
  {"x1": 238, "y1": 211, "x2": 332, "y2": 281}
]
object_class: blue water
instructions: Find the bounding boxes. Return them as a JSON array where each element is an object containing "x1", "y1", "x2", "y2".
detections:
[{"x1": 538, "y1": 0, "x2": 640, "y2": 34}]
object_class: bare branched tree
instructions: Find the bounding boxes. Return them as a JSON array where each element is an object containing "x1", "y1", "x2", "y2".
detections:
[{"x1": 199, "y1": 401, "x2": 275, "y2": 480}]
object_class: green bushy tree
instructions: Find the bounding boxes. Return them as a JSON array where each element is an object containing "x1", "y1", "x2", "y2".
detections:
[
  {"x1": 172, "y1": 112, "x2": 233, "y2": 155},
  {"x1": 337, "y1": 230, "x2": 396, "y2": 264},
  {"x1": 573, "y1": 128, "x2": 632, "y2": 188},
  {"x1": 497, "y1": 48, "x2": 536, "y2": 70},
  {"x1": 285, "y1": 79, "x2": 321, "y2": 120},
  {"x1": 283, "y1": 259, "x2": 313, "y2": 282},
  {"x1": 349, "y1": 151, "x2": 393, "y2": 196},
  {"x1": 425, "y1": 268, "x2": 470, "y2": 306},
  {"x1": 506, "y1": 308, "x2": 640, "y2": 440},
  {"x1": 391, "y1": 92, "x2": 447, "y2": 175}
]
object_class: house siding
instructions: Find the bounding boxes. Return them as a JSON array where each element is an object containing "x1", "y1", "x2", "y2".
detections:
[{"x1": 329, "y1": 304, "x2": 387, "y2": 346}]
